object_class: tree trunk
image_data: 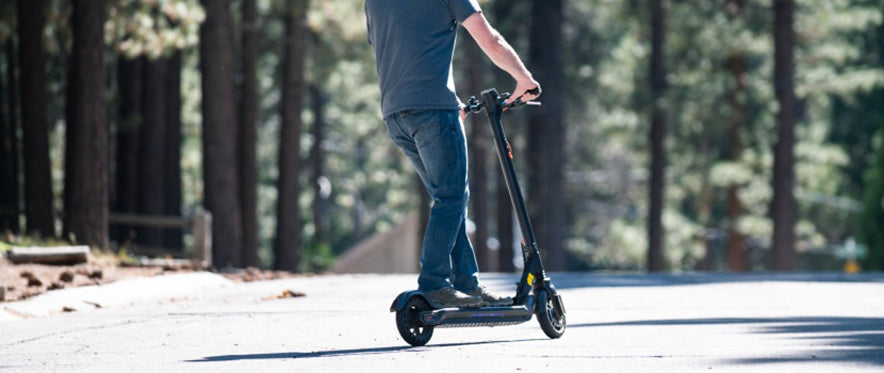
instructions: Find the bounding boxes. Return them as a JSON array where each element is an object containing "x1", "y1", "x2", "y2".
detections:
[
  {"x1": 63, "y1": 6, "x2": 76, "y2": 241},
  {"x1": 3, "y1": 41, "x2": 21, "y2": 234},
  {"x1": 647, "y1": 0, "x2": 667, "y2": 272},
  {"x1": 200, "y1": 0, "x2": 243, "y2": 268},
  {"x1": 725, "y1": 0, "x2": 749, "y2": 272},
  {"x1": 66, "y1": 0, "x2": 108, "y2": 248},
  {"x1": 696, "y1": 121, "x2": 712, "y2": 271},
  {"x1": 465, "y1": 37, "x2": 491, "y2": 271},
  {"x1": 114, "y1": 57, "x2": 142, "y2": 245},
  {"x1": 309, "y1": 85, "x2": 329, "y2": 255},
  {"x1": 352, "y1": 137, "x2": 367, "y2": 241},
  {"x1": 771, "y1": 0, "x2": 797, "y2": 270},
  {"x1": 0, "y1": 40, "x2": 20, "y2": 233},
  {"x1": 17, "y1": 0, "x2": 55, "y2": 237},
  {"x1": 275, "y1": 0, "x2": 309, "y2": 271},
  {"x1": 137, "y1": 58, "x2": 167, "y2": 248},
  {"x1": 163, "y1": 52, "x2": 183, "y2": 250},
  {"x1": 240, "y1": 0, "x2": 260, "y2": 267},
  {"x1": 0, "y1": 56, "x2": 8, "y2": 228},
  {"x1": 528, "y1": 0, "x2": 566, "y2": 271}
]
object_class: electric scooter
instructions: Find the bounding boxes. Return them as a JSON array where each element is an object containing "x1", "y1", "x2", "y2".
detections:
[{"x1": 390, "y1": 88, "x2": 566, "y2": 346}]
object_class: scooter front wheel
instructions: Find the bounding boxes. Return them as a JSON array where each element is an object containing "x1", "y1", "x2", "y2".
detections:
[
  {"x1": 536, "y1": 289, "x2": 566, "y2": 339},
  {"x1": 396, "y1": 296, "x2": 434, "y2": 346}
]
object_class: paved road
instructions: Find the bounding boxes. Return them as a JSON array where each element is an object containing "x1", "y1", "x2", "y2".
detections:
[{"x1": 1, "y1": 272, "x2": 882, "y2": 372}]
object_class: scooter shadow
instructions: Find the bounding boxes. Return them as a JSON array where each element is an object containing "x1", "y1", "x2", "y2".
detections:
[{"x1": 186, "y1": 338, "x2": 545, "y2": 362}]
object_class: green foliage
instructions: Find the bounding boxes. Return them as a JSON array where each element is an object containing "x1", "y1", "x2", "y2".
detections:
[
  {"x1": 300, "y1": 241, "x2": 333, "y2": 272},
  {"x1": 0, "y1": 235, "x2": 74, "y2": 249},
  {"x1": 0, "y1": 1, "x2": 14, "y2": 44},
  {"x1": 563, "y1": 0, "x2": 883, "y2": 270},
  {"x1": 106, "y1": 0, "x2": 204, "y2": 59}
]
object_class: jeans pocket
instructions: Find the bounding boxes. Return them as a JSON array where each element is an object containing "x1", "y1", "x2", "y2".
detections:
[{"x1": 404, "y1": 110, "x2": 443, "y2": 148}]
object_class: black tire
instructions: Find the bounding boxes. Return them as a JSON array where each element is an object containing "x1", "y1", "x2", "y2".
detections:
[
  {"x1": 396, "y1": 296, "x2": 434, "y2": 346},
  {"x1": 536, "y1": 290, "x2": 566, "y2": 339}
]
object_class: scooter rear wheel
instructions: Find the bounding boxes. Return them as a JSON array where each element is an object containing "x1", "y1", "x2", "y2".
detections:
[
  {"x1": 396, "y1": 296, "x2": 434, "y2": 346},
  {"x1": 536, "y1": 290, "x2": 566, "y2": 339}
]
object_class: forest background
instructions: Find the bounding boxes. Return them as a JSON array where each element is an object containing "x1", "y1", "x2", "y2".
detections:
[{"x1": 1, "y1": 0, "x2": 883, "y2": 274}]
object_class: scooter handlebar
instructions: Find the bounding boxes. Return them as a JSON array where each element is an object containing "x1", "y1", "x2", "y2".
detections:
[{"x1": 462, "y1": 88, "x2": 541, "y2": 115}]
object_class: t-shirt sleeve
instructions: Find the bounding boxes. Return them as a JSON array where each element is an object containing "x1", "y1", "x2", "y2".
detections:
[
  {"x1": 366, "y1": 19, "x2": 372, "y2": 45},
  {"x1": 448, "y1": 0, "x2": 481, "y2": 24},
  {"x1": 364, "y1": 3, "x2": 372, "y2": 45}
]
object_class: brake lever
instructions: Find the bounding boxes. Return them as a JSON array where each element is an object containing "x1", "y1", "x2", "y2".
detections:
[
  {"x1": 502, "y1": 87, "x2": 542, "y2": 110},
  {"x1": 503, "y1": 98, "x2": 542, "y2": 110}
]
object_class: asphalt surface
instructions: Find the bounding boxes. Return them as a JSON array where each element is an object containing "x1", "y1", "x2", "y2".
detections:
[{"x1": 1, "y1": 272, "x2": 883, "y2": 372}]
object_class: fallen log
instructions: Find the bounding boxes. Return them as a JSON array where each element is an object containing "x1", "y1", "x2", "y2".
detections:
[{"x1": 7, "y1": 246, "x2": 90, "y2": 265}]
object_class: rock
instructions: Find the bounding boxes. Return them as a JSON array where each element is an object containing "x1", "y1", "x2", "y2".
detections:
[
  {"x1": 48, "y1": 282, "x2": 65, "y2": 291},
  {"x1": 59, "y1": 271, "x2": 75, "y2": 283},
  {"x1": 27, "y1": 277, "x2": 43, "y2": 287},
  {"x1": 262, "y1": 289, "x2": 307, "y2": 301},
  {"x1": 282, "y1": 290, "x2": 306, "y2": 298},
  {"x1": 89, "y1": 270, "x2": 103, "y2": 280},
  {"x1": 8, "y1": 246, "x2": 89, "y2": 265},
  {"x1": 0, "y1": 286, "x2": 5, "y2": 301}
]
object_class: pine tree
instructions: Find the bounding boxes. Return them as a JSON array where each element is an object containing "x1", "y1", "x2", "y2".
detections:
[
  {"x1": 66, "y1": 0, "x2": 109, "y2": 248},
  {"x1": 17, "y1": 0, "x2": 55, "y2": 237},
  {"x1": 771, "y1": 0, "x2": 797, "y2": 270},
  {"x1": 275, "y1": 0, "x2": 309, "y2": 271},
  {"x1": 861, "y1": 129, "x2": 884, "y2": 270},
  {"x1": 200, "y1": 0, "x2": 243, "y2": 267}
]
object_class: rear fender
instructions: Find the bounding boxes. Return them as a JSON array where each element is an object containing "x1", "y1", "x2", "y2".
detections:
[{"x1": 390, "y1": 290, "x2": 428, "y2": 312}]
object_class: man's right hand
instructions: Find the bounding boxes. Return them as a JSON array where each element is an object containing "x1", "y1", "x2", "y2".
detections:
[{"x1": 507, "y1": 80, "x2": 541, "y2": 105}]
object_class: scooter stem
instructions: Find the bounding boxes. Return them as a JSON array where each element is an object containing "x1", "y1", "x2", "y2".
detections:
[{"x1": 480, "y1": 88, "x2": 547, "y2": 304}]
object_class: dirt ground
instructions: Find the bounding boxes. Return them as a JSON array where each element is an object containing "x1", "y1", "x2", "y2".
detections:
[
  {"x1": 1, "y1": 252, "x2": 307, "y2": 303},
  {"x1": 0, "y1": 253, "x2": 177, "y2": 303}
]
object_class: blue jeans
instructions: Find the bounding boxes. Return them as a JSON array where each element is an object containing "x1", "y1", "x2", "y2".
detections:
[{"x1": 384, "y1": 109, "x2": 480, "y2": 293}]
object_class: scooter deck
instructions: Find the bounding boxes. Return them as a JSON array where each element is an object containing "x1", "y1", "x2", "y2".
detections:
[
  {"x1": 391, "y1": 290, "x2": 537, "y2": 328},
  {"x1": 420, "y1": 304, "x2": 534, "y2": 328}
]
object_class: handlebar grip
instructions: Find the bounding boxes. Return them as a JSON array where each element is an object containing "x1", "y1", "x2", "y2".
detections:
[{"x1": 526, "y1": 87, "x2": 541, "y2": 96}]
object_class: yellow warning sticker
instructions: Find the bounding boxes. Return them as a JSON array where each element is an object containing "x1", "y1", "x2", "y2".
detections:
[{"x1": 527, "y1": 273, "x2": 535, "y2": 286}]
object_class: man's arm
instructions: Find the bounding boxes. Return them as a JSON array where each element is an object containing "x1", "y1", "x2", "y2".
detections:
[{"x1": 462, "y1": 12, "x2": 540, "y2": 103}]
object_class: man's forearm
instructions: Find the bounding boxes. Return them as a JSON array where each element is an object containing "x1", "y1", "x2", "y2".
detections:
[
  {"x1": 463, "y1": 13, "x2": 535, "y2": 86},
  {"x1": 485, "y1": 36, "x2": 535, "y2": 85}
]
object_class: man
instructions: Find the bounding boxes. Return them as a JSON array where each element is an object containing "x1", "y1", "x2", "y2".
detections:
[{"x1": 365, "y1": 0, "x2": 540, "y2": 308}]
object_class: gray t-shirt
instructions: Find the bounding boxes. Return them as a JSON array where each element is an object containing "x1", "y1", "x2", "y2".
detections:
[{"x1": 365, "y1": 0, "x2": 481, "y2": 118}]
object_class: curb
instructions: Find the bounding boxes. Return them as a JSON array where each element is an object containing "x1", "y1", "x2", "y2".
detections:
[{"x1": 0, "y1": 272, "x2": 234, "y2": 322}]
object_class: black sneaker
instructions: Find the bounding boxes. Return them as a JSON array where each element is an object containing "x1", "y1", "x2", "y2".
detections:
[
  {"x1": 425, "y1": 287, "x2": 482, "y2": 308},
  {"x1": 467, "y1": 284, "x2": 513, "y2": 307}
]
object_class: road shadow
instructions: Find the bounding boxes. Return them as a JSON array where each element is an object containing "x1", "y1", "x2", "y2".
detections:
[
  {"x1": 480, "y1": 272, "x2": 884, "y2": 291},
  {"x1": 571, "y1": 316, "x2": 884, "y2": 366},
  {"x1": 185, "y1": 338, "x2": 543, "y2": 362}
]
